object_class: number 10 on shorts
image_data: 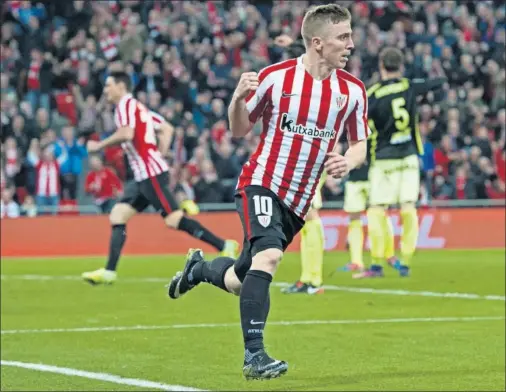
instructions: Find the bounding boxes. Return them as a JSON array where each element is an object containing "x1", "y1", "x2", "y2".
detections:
[{"x1": 253, "y1": 195, "x2": 272, "y2": 228}]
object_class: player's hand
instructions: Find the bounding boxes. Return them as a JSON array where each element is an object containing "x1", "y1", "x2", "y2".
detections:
[
  {"x1": 233, "y1": 72, "x2": 259, "y2": 101},
  {"x1": 87, "y1": 140, "x2": 101, "y2": 153},
  {"x1": 274, "y1": 34, "x2": 294, "y2": 47},
  {"x1": 324, "y1": 152, "x2": 349, "y2": 179}
]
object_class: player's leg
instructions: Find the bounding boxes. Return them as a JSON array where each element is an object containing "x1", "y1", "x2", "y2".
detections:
[
  {"x1": 165, "y1": 209, "x2": 238, "y2": 255},
  {"x1": 241, "y1": 245, "x2": 287, "y2": 379},
  {"x1": 171, "y1": 186, "x2": 292, "y2": 379},
  {"x1": 82, "y1": 181, "x2": 146, "y2": 285},
  {"x1": 240, "y1": 190, "x2": 305, "y2": 379},
  {"x1": 284, "y1": 173, "x2": 325, "y2": 294},
  {"x1": 340, "y1": 181, "x2": 368, "y2": 273},
  {"x1": 383, "y1": 213, "x2": 400, "y2": 268},
  {"x1": 398, "y1": 155, "x2": 421, "y2": 277},
  {"x1": 305, "y1": 208, "x2": 324, "y2": 291},
  {"x1": 147, "y1": 173, "x2": 238, "y2": 257},
  {"x1": 167, "y1": 239, "x2": 246, "y2": 299},
  {"x1": 167, "y1": 187, "x2": 260, "y2": 299},
  {"x1": 347, "y1": 211, "x2": 364, "y2": 268},
  {"x1": 359, "y1": 161, "x2": 399, "y2": 278}
]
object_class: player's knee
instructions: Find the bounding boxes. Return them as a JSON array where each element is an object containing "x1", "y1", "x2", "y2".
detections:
[
  {"x1": 251, "y1": 248, "x2": 283, "y2": 275},
  {"x1": 306, "y1": 208, "x2": 320, "y2": 221},
  {"x1": 164, "y1": 209, "x2": 184, "y2": 229},
  {"x1": 400, "y1": 202, "x2": 416, "y2": 212},
  {"x1": 224, "y1": 267, "x2": 242, "y2": 296},
  {"x1": 368, "y1": 205, "x2": 386, "y2": 214},
  {"x1": 109, "y1": 203, "x2": 135, "y2": 225}
]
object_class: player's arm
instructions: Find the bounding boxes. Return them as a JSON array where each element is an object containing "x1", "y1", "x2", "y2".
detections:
[
  {"x1": 325, "y1": 82, "x2": 369, "y2": 178},
  {"x1": 88, "y1": 99, "x2": 136, "y2": 153},
  {"x1": 228, "y1": 70, "x2": 272, "y2": 138},
  {"x1": 344, "y1": 82, "x2": 369, "y2": 170},
  {"x1": 94, "y1": 126, "x2": 134, "y2": 151},
  {"x1": 228, "y1": 98, "x2": 253, "y2": 138},
  {"x1": 157, "y1": 122, "x2": 173, "y2": 157},
  {"x1": 411, "y1": 77, "x2": 447, "y2": 96},
  {"x1": 151, "y1": 111, "x2": 173, "y2": 157},
  {"x1": 345, "y1": 140, "x2": 367, "y2": 170}
]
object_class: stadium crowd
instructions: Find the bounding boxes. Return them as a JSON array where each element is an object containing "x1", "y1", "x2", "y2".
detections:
[{"x1": 1, "y1": 0, "x2": 505, "y2": 218}]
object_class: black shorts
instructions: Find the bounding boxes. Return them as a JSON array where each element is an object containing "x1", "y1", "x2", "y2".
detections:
[
  {"x1": 234, "y1": 185, "x2": 305, "y2": 281},
  {"x1": 119, "y1": 172, "x2": 179, "y2": 217}
]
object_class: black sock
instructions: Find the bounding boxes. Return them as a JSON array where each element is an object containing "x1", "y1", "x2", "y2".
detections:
[
  {"x1": 240, "y1": 270, "x2": 272, "y2": 352},
  {"x1": 189, "y1": 256, "x2": 234, "y2": 292},
  {"x1": 177, "y1": 216, "x2": 225, "y2": 251},
  {"x1": 106, "y1": 224, "x2": 126, "y2": 272},
  {"x1": 264, "y1": 293, "x2": 270, "y2": 325}
]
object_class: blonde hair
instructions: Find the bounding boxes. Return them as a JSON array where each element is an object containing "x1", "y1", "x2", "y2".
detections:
[{"x1": 301, "y1": 4, "x2": 351, "y2": 48}]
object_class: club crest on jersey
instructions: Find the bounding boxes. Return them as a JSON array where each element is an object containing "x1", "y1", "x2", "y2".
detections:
[
  {"x1": 258, "y1": 215, "x2": 271, "y2": 228},
  {"x1": 336, "y1": 94, "x2": 348, "y2": 110},
  {"x1": 279, "y1": 113, "x2": 337, "y2": 139}
]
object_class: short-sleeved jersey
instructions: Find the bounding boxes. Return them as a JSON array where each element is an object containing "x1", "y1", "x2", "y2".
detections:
[
  {"x1": 367, "y1": 78, "x2": 426, "y2": 162},
  {"x1": 348, "y1": 76, "x2": 446, "y2": 181},
  {"x1": 114, "y1": 94, "x2": 169, "y2": 182},
  {"x1": 237, "y1": 56, "x2": 369, "y2": 219}
]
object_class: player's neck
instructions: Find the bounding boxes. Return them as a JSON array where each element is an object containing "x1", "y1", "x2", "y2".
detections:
[
  {"x1": 302, "y1": 52, "x2": 334, "y2": 81},
  {"x1": 115, "y1": 91, "x2": 131, "y2": 104},
  {"x1": 380, "y1": 71, "x2": 403, "y2": 81}
]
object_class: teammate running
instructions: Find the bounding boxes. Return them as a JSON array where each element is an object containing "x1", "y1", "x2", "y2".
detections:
[{"x1": 82, "y1": 71, "x2": 237, "y2": 285}]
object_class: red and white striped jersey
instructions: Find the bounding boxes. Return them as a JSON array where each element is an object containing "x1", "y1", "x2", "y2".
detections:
[
  {"x1": 35, "y1": 161, "x2": 60, "y2": 197},
  {"x1": 100, "y1": 33, "x2": 120, "y2": 61},
  {"x1": 28, "y1": 148, "x2": 67, "y2": 197},
  {"x1": 237, "y1": 56, "x2": 369, "y2": 219},
  {"x1": 114, "y1": 94, "x2": 169, "y2": 182}
]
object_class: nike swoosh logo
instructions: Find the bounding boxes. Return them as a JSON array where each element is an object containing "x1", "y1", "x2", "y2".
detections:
[
  {"x1": 250, "y1": 320, "x2": 265, "y2": 325},
  {"x1": 281, "y1": 92, "x2": 297, "y2": 98}
]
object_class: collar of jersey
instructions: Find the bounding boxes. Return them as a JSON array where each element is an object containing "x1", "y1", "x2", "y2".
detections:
[{"x1": 118, "y1": 93, "x2": 133, "y2": 107}]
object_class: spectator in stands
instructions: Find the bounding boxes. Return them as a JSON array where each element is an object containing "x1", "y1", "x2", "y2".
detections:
[
  {"x1": 174, "y1": 165, "x2": 196, "y2": 205},
  {"x1": 23, "y1": 49, "x2": 52, "y2": 113},
  {"x1": 55, "y1": 126, "x2": 87, "y2": 201},
  {"x1": 193, "y1": 159, "x2": 225, "y2": 203},
  {"x1": 27, "y1": 143, "x2": 67, "y2": 215},
  {"x1": 33, "y1": 108, "x2": 51, "y2": 138},
  {"x1": 3, "y1": 137, "x2": 21, "y2": 184},
  {"x1": 1, "y1": 0, "x2": 504, "y2": 208},
  {"x1": 20, "y1": 194, "x2": 37, "y2": 217},
  {"x1": 85, "y1": 155, "x2": 122, "y2": 214},
  {"x1": 1, "y1": 187, "x2": 20, "y2": 219},
  {"x1": 71, "y1": 84, "x2": 102, "y2": 137},
  {"x1": 10, "y1": 114, "x2": 30, "y2": 155}
]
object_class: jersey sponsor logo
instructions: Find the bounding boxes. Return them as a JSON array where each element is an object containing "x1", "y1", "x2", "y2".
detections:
[{"x1": 279, "y1": 113, "x2": 337, "y2": 139}]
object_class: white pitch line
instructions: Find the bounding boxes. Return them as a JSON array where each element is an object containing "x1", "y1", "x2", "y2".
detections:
[
  {"x1": 1, "y1": 316, "x2": 504, "y2": 335},
  {"x1": 272, "y1": 282, "x2": 506, "y2": 301},
  {"x1": 1, "y1": 274, "x2": 505, "y2": 301},
  {"x1": 0, "y1": 360, "x2": 205, "y2": 391}
]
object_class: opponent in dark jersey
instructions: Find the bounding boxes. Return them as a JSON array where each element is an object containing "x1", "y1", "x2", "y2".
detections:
[{"x1": 364, "y1": 47, "x2": 446, "y2": 279}]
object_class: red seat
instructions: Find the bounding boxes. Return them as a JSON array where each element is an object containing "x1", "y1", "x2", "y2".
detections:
[{"x1": 59, "y1": 199, "x2": 79, "y2": 215}]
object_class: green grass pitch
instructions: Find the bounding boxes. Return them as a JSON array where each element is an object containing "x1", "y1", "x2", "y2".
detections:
[{"x1": 1, "y1": 249, "x2": 505, "y2": 391}]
